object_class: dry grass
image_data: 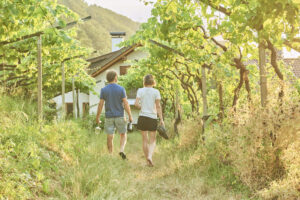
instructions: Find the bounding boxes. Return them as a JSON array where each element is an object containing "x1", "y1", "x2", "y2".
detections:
[
  {"x1": 227, "y1": 95, "x2": 300, "y2": 194},
  {"x1": 171, "y1": 86, "x2": 300, "y2": 199},
  {"x1": 177, "y1": 115, "x2": 203, "y2": 148}
]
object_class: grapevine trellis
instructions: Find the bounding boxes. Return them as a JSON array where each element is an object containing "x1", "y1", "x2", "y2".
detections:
[
  {"x1": 120, "y1": 0, "x2": 300, "y2": 134},
  {"x1": 0, "y1": 16, "x2": 91, "y2": 121}
]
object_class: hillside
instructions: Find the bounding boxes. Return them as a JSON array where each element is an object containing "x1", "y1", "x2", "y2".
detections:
[{"x1": 58, "y1": 0, "x2": 140, "y2": 56}]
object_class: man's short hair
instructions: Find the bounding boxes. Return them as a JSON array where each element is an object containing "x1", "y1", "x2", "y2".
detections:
[{"x1": 106, "y1": 70, "x2": 117, "y2": 82}]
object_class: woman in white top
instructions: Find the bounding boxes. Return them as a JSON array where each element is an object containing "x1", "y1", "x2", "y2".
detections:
[{"x1": 135, "y1": 74, "x2": 164, "y2": 167}]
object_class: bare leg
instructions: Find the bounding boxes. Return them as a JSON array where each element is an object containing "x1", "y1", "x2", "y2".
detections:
[
  {"x1": 148, "y1": 131, "x2": 156, "y2": 163},
  {"x1": 120, "y1": 133, "x2": 127, "y2": 153},
  {"x1": 107, "y1": 134, "x2": 114, "y2": 154},
  {"x1": 141, "y1": 131, "x2": 149, "y2": 159}
]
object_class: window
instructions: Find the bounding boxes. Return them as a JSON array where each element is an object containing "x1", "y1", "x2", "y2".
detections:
[
  {"x1": 83, "y1": 103, "x2": 89, "y2": 117},
  {"x1": 120, "y1": 66, "x2": 130, "y2": 75},
  {"x1": 66, "y1": 103, "x2": 73, "y2": 118}
]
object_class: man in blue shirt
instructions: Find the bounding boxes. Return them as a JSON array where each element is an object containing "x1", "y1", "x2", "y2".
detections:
[{"x1": 96, "y1": 70, "x2": 133, "y2": 159}]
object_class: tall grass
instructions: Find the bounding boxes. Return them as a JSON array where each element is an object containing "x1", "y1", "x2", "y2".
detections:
[
  {"x1": 0, "y1": 91, "x2": 90, "y2": 199},
  {"x1": 177, "y1": 88, "x2": 300, "y2": 199}
]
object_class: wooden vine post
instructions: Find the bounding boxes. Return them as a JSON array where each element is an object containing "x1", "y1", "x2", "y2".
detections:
[
  {"x1": 259, "y1": 41, "x2": 267, "y2": 107},
  {"x1": 61, "y1": 61, "x2": 66, "y2": 119},
  {"x1": 77, "y1": 88, "x2": 80, "y2": 118},
  {"x1": 72, "y1": 76, "x2": 77, "y2": 118},
  {"x1": 37, "y1": 34, "x2": 43, "y2": 121},
  {"x1": 201, "y1": 66, "x2": 208, "y2": 117},
  {"x1": 201, "y1": 65, "x2": 208, "y2": 137}
]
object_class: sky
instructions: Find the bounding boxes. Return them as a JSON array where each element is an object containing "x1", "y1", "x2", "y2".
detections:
[{"x1": 84, "y1": 0, "x2": 154, "y2": 23}]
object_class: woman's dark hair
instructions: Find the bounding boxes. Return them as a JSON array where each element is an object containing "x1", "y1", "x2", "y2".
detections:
[
  {"x1": 106, "y1": 70, "x2": 117, "y2": 82},
  {"x1": 143, "y1": 74, "x2": 156, "y2": 86}
]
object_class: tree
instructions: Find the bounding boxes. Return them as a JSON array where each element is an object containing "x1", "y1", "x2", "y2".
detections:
[{"x1": 121, "y1": 0, "x2": 299, "y2": 130}]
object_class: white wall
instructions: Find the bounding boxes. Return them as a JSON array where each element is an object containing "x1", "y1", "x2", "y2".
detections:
[
  {"x1": 89, "y1": 64, "x2": 120, "y2": 114},
  {"x1": 89, "y1": 48, "x2": 148, "y2": 124},
  {"x1": 52, "y1": 91, "x2": 89, "y2": 118}
]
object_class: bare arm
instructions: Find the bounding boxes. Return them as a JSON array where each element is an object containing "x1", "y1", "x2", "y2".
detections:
[
  {"x1": 123, "y1": 98, "x2": 133, "y2": 122},
  {"x1": 96, "y1": 99, "x2": 104, "y2": 124},
  {"x1": 134, "y1": 97, "x2": 141, "y2": 109},
  {"x1": 155, "y1": 99, "x2": 164, "y2": 126}
]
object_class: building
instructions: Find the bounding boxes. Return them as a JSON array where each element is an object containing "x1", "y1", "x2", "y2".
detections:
[
  {"x1": 51, "y1": 32, "x2": 148, "y2": 123},
  {"x1": 51, "y1": 91, "x2": 89, "y2": 118}
]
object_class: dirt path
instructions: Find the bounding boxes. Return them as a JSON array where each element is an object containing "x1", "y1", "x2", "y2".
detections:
[{"x1": 57, "y1": 132, "x2": 245, "y2": 200}]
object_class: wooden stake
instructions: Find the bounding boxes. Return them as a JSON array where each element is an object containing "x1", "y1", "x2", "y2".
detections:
[
  {"x1": 37, "y1": 34, "x2": 43, "y2": 121},
  {"x1": 61, "y1": 61, "x2": 65, "y2": 119},
  {"x1": 2, "y1": 54, "x2": 5, "y2": 89},
  {"x1": 77, "y1": 88, "x2": 80, "y2": 118},
  {"x1": 201, "y1": 66, "x2": 208, "y2": 117},
  {"x1": 72, "y1": 76, "x2": 77, "y2": 118},
  {"x1": 259, "y1": 42, "x2": 267, "y2": 107},
  {"x1": 201, "y1": 66, "x2": 208, "y2": 138}
]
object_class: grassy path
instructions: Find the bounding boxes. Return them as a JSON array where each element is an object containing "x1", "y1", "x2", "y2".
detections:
[{"x1": 56, "y1": 131, "x2": 246, "y2": 200}]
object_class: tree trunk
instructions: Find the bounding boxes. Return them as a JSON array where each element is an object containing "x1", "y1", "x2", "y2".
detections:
[
  {"x1": 266, "y1": 40, "x2": 284, "y2": 100},
  {"x1": 218, "y1": 82, "x2": 224, "y2": 120},
  {"x1": 174, "y1": 86, "x2": 181, "y2": 136},
  {"x1": 232, "y1": 69, "x2": 244, "y2": 107}
]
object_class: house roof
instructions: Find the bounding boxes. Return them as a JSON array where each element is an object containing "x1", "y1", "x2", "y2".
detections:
[
  {"x1": 87, "y1": 44, "x2": 140, "y2": 77},
  {"x1": 284, "y1": 58, "x2": 300, "y2": 78},
  {"x1": 244, "y1": 57, "x2": 300, "y2": 78}
]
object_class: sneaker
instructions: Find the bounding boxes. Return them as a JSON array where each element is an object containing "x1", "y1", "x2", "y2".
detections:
[{"x1": 119, "y1": 152, "x2": 127, "y2": 160}]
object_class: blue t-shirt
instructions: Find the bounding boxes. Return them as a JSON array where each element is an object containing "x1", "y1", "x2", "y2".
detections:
[{"x1": 100, "y1": 83, "x2": 126, "y2": 118}]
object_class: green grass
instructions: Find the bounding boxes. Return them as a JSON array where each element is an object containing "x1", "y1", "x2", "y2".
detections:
[
  {"x1": 53, "y1": 131, "x2": 249, "y2": 199},
  {"x1": 0, "y1": 93, "x2": 89, "y2": 199},
  {"x1": 0, "y1": 92, "x2": 251, "y2": 199}
]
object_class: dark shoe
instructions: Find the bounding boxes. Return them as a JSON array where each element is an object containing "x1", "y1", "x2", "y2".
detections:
[
  {"x1": 119, "y1": 152, "x2": 127, "y2": 160},
  {"x1": 157, "y1": 125, "x2": 169, "y2": 139}
]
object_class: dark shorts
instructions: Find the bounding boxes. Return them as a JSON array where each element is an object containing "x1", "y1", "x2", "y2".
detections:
[{"x1": 137, "y1": 116, "x2": 158, "y2": 131}]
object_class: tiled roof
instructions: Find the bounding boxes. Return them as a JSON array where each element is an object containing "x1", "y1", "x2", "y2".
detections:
[
  {"x1": 284, "y1": 58, "x2": 300, "y2": 78},
  {"x1": 87, "y1": 46, "x2": 133, "y2": 75},
  {"x1": 244, "y1": 53, "x2": 300, "y2": 79}
]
